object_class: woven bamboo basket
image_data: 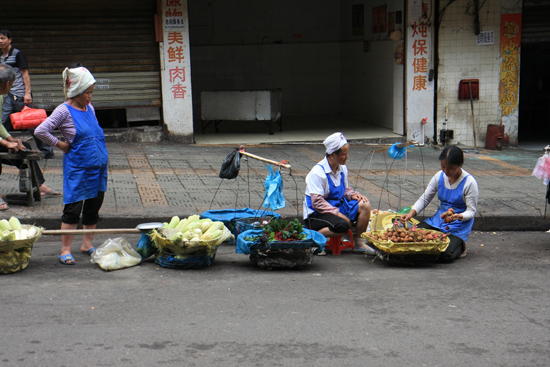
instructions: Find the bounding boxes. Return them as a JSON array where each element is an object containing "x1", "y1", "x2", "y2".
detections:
[
  {"x1": 150, "y1": 227, "x2": 232, "y2": 256},
  {"x1": 362, "y1": 229, "x2": 450, "y2": 255},
  {"x1": 149, "y1": 227, "x2": 233, "y2": 269},
  {"x1": 0, "y1": 225, "x2": 43, "y2": 274}
]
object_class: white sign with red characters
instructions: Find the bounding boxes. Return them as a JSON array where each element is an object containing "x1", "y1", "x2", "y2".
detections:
[{"x1": 161, "y1": 0, "x2": 193, "y2": 140}]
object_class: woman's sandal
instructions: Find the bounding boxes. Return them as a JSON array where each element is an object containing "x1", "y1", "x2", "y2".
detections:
[
  {"x1": 59, "y1": 254, "x2": 76, "y2": 265},
  {"x1": 0, "y1": 199, "x2": 9, "y2": 211},
  {"x1": 41, "y1": 189, "x2": 63, "y2": 197}
]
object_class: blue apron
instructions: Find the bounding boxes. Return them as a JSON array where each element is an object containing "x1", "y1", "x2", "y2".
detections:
[
  {"x1": 425, "y1": 171, "x2": 474, "y2": 241},
  {"x1": 306, "y1": 164, "x2": 359, "y2": 221},
  {"x1": 63, "y1": 103, "x2": 108, "y2": 205}
]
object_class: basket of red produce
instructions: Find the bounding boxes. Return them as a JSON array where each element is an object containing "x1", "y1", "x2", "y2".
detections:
[{"x1": 236, "y1": 218, "x2": 326, "y2": 269}]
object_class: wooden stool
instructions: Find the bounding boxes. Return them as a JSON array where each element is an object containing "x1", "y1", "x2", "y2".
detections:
[{"x1": 325, "y1": 229, "x2": 354, "y2": 255}]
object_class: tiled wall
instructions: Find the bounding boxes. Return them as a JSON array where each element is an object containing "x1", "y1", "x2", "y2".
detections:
[{"x1": 437, "y1": 0, "x2": 502, "y2": 146}]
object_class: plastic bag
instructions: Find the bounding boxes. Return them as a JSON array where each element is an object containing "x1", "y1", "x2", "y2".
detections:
[
  {"x1": 532, "y1": 153, "x2": 550, "y2": 185},
  {"x1": 90, "y1": 237, "x2": 141, "y2": 271},
  {"x1": 219, "y1": 148, "x2": 241, "y2": 179},
  {"x1": 136, "y1": 232, "x2": 157, "y2": 259},
  {"x1": 262, "y1": 165, "x2": 285, "y2": 211},
  {"x1": 10, "y1": 106, "x2": 48, "y2": 130}
]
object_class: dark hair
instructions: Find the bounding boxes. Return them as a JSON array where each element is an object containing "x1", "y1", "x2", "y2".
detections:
[
  {"x1": 439, "y1": 145, "x2": 464, "y2": 166},
  {"x1": 325, "y1": 147, "x2": 343, "y2": 158},
  {"x1": 0, "y1": 30, "x2": 12, "y2": 39}
]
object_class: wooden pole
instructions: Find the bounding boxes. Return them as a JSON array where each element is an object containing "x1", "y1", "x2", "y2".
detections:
[
  {"x1": 238, "y1": 149, "x2": 291, "y2": 169},
  {"x1": 43, "y1": 228, "x2": 142, "y2": 236},
  {"x1": 469, "y1": 81, "x2": 477, "y2": 148}
]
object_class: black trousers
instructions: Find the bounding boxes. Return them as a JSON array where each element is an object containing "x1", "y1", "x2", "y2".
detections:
[
  {"x1": 304, "y1": 212, "x2": 351, "y2": 234},
  {"x1": 0, "y1": 141, "x2": 46, "y2": 186},
  {"x1": 62, "y1": 191, "x2": 105, "y2": 225},
  {"x1": 417, "y1": 221, "x2": 466, "y2": 262}
]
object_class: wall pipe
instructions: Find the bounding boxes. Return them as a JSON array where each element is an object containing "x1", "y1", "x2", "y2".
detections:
[{"x1": 433, "y1": 0, "x2": 440, "y2": 145}]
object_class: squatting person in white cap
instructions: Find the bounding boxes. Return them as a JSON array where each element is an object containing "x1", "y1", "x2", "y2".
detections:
[
  {"x1": 303, "y1": 132, "x2": 375, "y2": 255},
  {"x1": 35, "y1": 64, "x2": 109, "y2": 265}
]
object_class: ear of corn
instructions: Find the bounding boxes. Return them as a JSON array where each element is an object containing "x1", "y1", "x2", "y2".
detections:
[
  {"x1": 200, "y1": 229, "x2": 223, "y2": 241},
  {"x1": 28, "y1": 227, "x2": 37, "y2": 238},
  {"x1": 8, "y1": 217, "x2": 22, "y2": 232},
  {"x1": 165, "y1": 216, "x2": 180, "y2": 228},
  {"x1": 203, "y1": 221, "x2": 224, "y2": 236},
  {"x1": 176, "y1": 218, "x2": 189, "y2": 229},
  {"x1": 170, "y1": 232, "x2": 182, "y2": 242},
  {"x1": 200, "y1": 219, "x2": 212, "y2": 232},
  {"x1": 0, "y1": 219, "x2": 11, "y2": 231}
]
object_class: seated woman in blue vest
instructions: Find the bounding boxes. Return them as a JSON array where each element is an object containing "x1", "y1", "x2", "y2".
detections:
[
  {"x1": 303, "y1": 132, "x2": 374, "y2": 255},
  {"x1": 400, "y1": 145, "x2": 479, "y2": 261}
]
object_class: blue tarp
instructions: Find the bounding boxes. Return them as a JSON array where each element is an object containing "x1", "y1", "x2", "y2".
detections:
[
  {"x1": 236, "y1": 228, "x2": 326, "y2": 255},
  {"x1": 201, "y1": 208, "x2": 280, "y2": 225}
]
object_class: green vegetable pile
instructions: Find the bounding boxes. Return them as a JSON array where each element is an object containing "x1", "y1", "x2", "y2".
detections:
[{"x1": 261, "y1": 218, "x2": 307, "y2": 242}]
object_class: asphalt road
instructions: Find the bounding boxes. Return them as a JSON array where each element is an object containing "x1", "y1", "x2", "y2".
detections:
[{"x1": 1, "y1": 230, "x2": 549, "y2": 367}]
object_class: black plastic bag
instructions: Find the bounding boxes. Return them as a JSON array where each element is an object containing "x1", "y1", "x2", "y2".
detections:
[{"x1": 219, "y1": 148, "x2": 241, "y2": 179}]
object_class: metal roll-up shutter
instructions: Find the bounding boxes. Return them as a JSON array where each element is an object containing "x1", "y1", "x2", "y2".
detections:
[
  {"x1": 0, "y1": 0, "x2": 160, "y2": 111},
  {"x1": 522, "y1": 0, "x2": 550, "y2": 44}
]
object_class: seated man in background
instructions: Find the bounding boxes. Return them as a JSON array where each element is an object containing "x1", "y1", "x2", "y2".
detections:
[{"x1": 0, "y1": 64, "x2": 60, "y2": 211}]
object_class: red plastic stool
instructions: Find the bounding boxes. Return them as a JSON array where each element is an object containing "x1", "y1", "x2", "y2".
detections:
[{"x1": 325, "y1": 229, "x2": 354, "y2": 255}]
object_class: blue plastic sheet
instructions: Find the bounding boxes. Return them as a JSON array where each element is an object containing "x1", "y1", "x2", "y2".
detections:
[
  {"x1": 236, "y1": 228, "x2": 326, "y2": 255},
  {"x1": 201, "y1": 208, "x2": 280, "y2": 225},
  {"x1": 262, "y1": 165, "x2": 285, "y2": 211}
]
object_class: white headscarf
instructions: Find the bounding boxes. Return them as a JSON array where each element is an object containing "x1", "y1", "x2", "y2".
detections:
[
  {"x1": 63, "y1": 67, "x2": 96, "y2": 99},
  {"x1": 323, "y1": 132, "x2": 348, "y2": 154}
]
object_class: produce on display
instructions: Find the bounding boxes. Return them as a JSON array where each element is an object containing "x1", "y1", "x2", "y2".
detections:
[
  {"x1": 245, "y1": 218, "x2": 307, "y2": 243},
  {"x1": 238, "y1": 218, "x2": 326, "y2": 270},
  {"x1": 362, "y1": 224, "x2": 450, "y2": 257},
  {"x1": 366, "y1": 226, "x2": 447, "y2": 243},
  {"x1": 151, "y1": 215, "x2": 233, "y2": 269},
  {"x1": 160, "y1": 215, "x2": 228, "y2": 246},
  {"x1": 0, "y1": 217, "x2": 39, "y2": 241},
  {"x1": 441, "y1": 208, "x2": 455, "y2": 223},
  {"x1": 0, "y1": 217, "x2": 43, "y2": 274}
]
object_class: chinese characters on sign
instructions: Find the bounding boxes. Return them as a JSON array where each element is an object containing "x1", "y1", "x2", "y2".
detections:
[
  {"x1": 411, "y1": 21, "x2": 428, "y2": 91},
  {"x1": 164, "y1": 0, "x2": 187, "y2": 100},
  {"x1": 476, "y1": 31, "x2": 495, "y2": 45},
  {"x1": 499, "y1": 14, "x2": 521, "y2": 117}
]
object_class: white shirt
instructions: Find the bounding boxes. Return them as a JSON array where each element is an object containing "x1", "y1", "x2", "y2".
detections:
[{"x1": 302, "y1": 157, "x2": 351, "y2": 219}]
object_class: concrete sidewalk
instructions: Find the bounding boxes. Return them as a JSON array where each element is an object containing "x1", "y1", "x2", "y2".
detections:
[{"x1": 1, "y1": 140, "x2": 549, "y2": 231}]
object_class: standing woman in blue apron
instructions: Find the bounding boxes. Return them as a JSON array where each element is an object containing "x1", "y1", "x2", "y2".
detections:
[
  {"x1": 400, "y1": 145, "x2": 479, "y2": 262},
  {"x1": 35, "y1": 65, "x2": 108, "y2": 265},
  {"x1": 303, "y1": 132, "x2": 375, "y2": 255}
]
